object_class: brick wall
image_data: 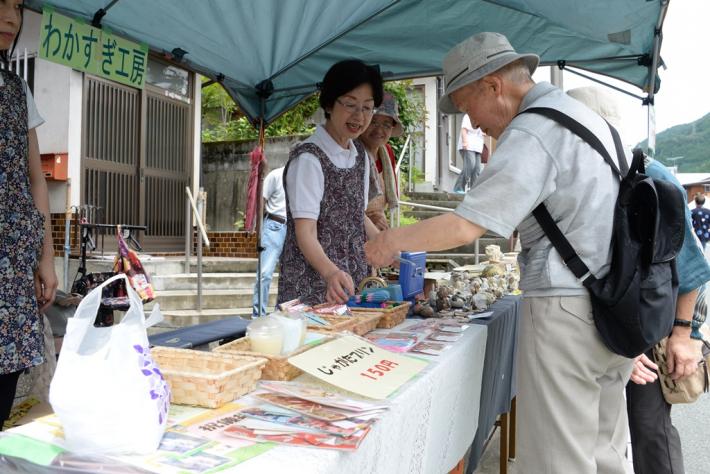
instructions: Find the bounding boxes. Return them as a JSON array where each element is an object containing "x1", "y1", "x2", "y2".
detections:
[
  {"x1": 49, "y1": 215, "x2": 258, "y2": 258},
  {"x1": 194, "y1": 230, "x2": 258, "y2": 258},
  {"x1": 49, "y1": 213, "x2": 80, "y2": 256}
]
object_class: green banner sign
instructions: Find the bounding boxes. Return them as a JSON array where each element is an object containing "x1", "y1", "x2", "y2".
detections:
[{"x1": 39, "y1": 7, "x2": 148, "y2": 89}]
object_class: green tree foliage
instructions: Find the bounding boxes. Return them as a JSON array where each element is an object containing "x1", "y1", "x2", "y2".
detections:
[
  {"x1": 201, "y1": 80, "x2": 320, "y2": 142},
  {"x1": 201, "y1": 79, "x2": 426, "y2": 148},
  {"x1": 637, "y1": 112, "x2": 710, "y2": 172}
]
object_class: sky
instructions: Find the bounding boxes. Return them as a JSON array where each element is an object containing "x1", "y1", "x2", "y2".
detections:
[{"x1": 533, "y1": 0, "x2": 708, "y2": 152}]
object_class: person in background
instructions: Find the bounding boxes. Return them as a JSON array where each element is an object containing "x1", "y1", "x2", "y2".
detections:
[
  {"x1": 252, "y1": 166, "x2": 286, "y2": 317},
  {"x1": 367, "y1": 32, "x2": 632, "y2": 473},
  {"x1": 358, "y1": 92, "x2": 403, "y2": 230},
  {"x1": 277, "y1": 59, "x2": 382, "y2": 306},
  {"x1": 691, "y1": 193, "x2": 710, "y2": 252},
  {"x1": 453, "y1": 113, "x2": 485, "y2": 193},
  {"x1": 567, "y1": 86, "x2": 710, "y2": 474},
  {"x1": 0, "y1": 0, "x2": 57, "y2": 429}
]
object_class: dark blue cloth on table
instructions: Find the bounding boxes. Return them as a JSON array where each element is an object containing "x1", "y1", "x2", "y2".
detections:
[
  {"x1": 466, "y1": 295, "x2": 522, "y2": 473},
  {"x1": 148, "y1": 317, "x2": 249, "y2": 349}
]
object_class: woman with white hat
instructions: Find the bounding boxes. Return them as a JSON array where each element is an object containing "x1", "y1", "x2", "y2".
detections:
[{"x1": 358, "y1": 92, "x2": 402, "y2": 230}]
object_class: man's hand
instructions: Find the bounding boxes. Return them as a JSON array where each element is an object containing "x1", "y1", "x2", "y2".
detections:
[
  {"x1": 365, "y1": 231, "x2": 397, "y2": 268},
  {"x1": 34, "y1": 252, "x2": 58, "y2": 312},
  {"x1": 666, "y1": 329, "x2": 702, "y2": 380},
  {"x1": 629, "y1": 354, "x2": 658, "y2": 385},
  {"x1": 324, "y1": 269, "x2": 354, "y2": 304}
]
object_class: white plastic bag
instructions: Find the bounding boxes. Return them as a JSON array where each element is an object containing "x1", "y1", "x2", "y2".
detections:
[{"x1": 49, "y1": 274, "x2": 170, "y2": 454}]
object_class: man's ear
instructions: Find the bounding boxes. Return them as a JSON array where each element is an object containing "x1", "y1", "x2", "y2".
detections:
[{"x1": 484, "y1": 75, "x2": 503, "y2": 96}]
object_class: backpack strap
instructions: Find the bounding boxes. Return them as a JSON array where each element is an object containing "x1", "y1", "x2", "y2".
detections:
[
  {"x1": 519, "y1": 106, "x2": 630, "y2": 284},
  {"x1": 531, "y1": 205, "x2": 594, "y2": 283}
]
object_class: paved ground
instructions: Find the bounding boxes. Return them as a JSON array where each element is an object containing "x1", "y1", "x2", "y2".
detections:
[
  {"x1": 672, "y1": 393, "x2": 710, "y2": 474},
  {"x1": 472, "y1": 393, "x2": 710, "y2": 474}
]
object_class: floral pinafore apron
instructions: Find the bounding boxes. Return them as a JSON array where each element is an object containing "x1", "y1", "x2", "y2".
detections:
[
  {"x1": 0, "y1": 70, "x2": 46, "y2": 374},
  {"x1": 278, "y1": 141, "x2": 369, "y2": 305}
]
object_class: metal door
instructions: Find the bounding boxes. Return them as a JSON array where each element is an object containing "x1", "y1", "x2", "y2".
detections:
[{"x1": 82, "y1": 75, "x2": 192, "y2": 251}]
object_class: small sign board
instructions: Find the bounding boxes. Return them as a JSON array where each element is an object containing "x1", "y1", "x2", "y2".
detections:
[
  {"x1": 288, "y1": 335, "x2": 428, "y2": 399},
  {"x1": 39, "y1": 7, "x2": 148, "y2": 89}
]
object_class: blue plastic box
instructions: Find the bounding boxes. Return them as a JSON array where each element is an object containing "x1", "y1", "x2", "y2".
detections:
[{"x1": 398, "y1": 251, "x2": 426, "y2": 300}]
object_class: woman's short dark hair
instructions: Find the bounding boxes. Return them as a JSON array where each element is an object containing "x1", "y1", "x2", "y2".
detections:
[
  {"x1": 695, "y1": 193, "x2": 706, "y2": 206},
  {"x1": 0, "y1": 3, "x2": 23, "y2": 66},
  {"x1": 319, "y1": 59, "x2": 383, "y2": 119}
]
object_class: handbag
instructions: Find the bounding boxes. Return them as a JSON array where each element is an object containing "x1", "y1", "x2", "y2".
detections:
[{"x1": 653, "y1": 323, "x2": 710, "y2": 404}]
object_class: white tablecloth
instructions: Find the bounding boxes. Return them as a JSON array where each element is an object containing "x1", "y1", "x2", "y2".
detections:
[
  {"x1": 230, "y1": 323, "x2": 488, "y2": 474},
  {"x1": 6, "y1": 323, "x2": 487, "y2": 474}
]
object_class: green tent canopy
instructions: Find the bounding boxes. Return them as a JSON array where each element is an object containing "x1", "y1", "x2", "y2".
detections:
[{"x1": 25, "y1": 0, "x2": 667, "y2": 125}]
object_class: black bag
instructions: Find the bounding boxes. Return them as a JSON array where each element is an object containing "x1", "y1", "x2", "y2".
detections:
[{"x1": 521, "y1": 107, "x2": 685, "y2": 358}]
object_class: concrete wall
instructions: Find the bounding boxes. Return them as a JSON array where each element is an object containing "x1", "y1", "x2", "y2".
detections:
[
  {"x1": 201, "y1": 135, "x2": 306, "y2": 231},
  {"x1": 16, "y1": 10, "x2": 80, "y2": 213}
]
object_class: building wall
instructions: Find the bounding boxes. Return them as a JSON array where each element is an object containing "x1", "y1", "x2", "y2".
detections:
[
  {"x1": 412, "y1": 77, "x2": 439, "y2": 189},
  {"x1": 685, "y1": 185, "x2": 708, "y2": 204},
  {"x1": 196, "y1": 231, "x2": 257, "y2": 258},
  {"x1": 17, "y1": 10, "x2": 79, "y2": 213},
  {"x1": 201, "y1": 135, "x2": 305, "y2": 231}
]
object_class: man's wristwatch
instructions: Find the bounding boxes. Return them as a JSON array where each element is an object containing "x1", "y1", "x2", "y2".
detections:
[{"x1": 673, "y1": 319, "x2": 692, "y2": 328}]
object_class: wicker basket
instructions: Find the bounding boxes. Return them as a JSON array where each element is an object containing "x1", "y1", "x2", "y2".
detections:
[
  {"x1": 350, "y1": 312, "x2": 383, "y2": 336},
  {"x1": 307, "y1": 304, "x2": 358, "y2": 332},
  {"x1": 350, "y1": 301, "x2": 411, "y2": 329},
  {"x1": 151, "y1": 346, "x2": 266, "y2": 409},
  {"x1": 307, "y1": 314, "x2": 358, "y2": 333},
  {"x1": 215, "y1": 337, "x2": 316, "y2": 381}
]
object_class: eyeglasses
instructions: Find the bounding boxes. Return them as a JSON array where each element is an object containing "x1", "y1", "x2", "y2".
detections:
[
  {"x1": 369, "y1": 120, "x2": 394, "y2": 131},
  {"x1": 336, "y1": 98, "x2": 375, "y2": 116}
]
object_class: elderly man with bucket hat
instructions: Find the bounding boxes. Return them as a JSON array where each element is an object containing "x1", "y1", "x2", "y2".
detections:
[
  {"x1": 359, "y1": 92, "x2": 403, "y2": 230},
  {"x1": 366, "y1": 32, "x2": 632, "y2": 473}
]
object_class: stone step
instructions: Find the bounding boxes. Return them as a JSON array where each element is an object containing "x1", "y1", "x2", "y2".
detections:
[
  {"x1": 429, "y1": 253, "x2": 484, "y2": 267},
  {"x1": 147, "y1": 289, "x2": 276, "y2": 311},
  {"x1": 155, "y1": 308, "x2": 256, "y2": 327},
  {"x1": 189, "y1": 258, "x2": 259, "y2": 273},
  {"x1": 56, "y1": 257, "x2": 186, "y2": 287},
  {"x1": 405, "y1": 191, "x2": 465, "y2": 202},
  {"x1": 427, "y1": 236, "x2": 509, "y2": 255},
  {"x1": 152, "y1": 273, "x2": 277, "y2": 291}
]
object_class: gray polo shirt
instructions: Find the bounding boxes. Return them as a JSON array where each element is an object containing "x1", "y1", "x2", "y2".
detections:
[{"x1": 454, "y1": 82, "x2": 624, "y2": 296}]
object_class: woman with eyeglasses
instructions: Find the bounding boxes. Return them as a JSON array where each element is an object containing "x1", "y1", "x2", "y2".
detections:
[
  {"x1": 358, "y1": 93, "x2": 403, "y2": 231},
  {"x1": 277, "y1": 59, "x2": 384, "y2": 305}
]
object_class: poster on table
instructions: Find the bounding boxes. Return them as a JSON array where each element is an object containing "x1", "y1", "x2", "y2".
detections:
[{"x1": 287, "y1": 335, "x2": 428, "y2": 399}]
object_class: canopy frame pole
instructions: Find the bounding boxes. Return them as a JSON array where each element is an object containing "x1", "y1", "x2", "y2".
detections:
[
  {"x1": 556, "y1": 63, "x2": 646, "y2": 102},
  {"x1": 254, "y1": 84, "x2": 269, "y2": 316},
  {"x1": 640, "y1": 0, "x2": 669, "y2": 156},
  {"x1": 91, "y1": 0, "x2": 121, "y2": 28},
  {"x1": 644, "y1": 0, "x2": 669, "y2": 107},
  {"x1": 266, "y1": 0, "x2": 401, "y2": 82}
]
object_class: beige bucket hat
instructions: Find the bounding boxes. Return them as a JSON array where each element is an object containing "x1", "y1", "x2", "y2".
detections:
[{"x1": 439, "y1": 32, "x2": 539, "y2": 114}]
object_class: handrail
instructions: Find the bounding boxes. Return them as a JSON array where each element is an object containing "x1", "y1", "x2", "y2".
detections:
[
  {"x1": 394, "y1": 134, "x2": 412, "y2": 176},
  {"x1": 185, "y1": 187, "x2": 210, "y2": 247},
  {"x1": 398, "y1": 200, "x2": 453, "y2": 212},
  {"x1": 185, "y1": 187, "x2": 209, "y2": 311}
]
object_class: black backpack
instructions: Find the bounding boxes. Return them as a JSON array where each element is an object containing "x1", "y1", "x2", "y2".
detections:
[{"x1": 520, "y1": 107, "x2": 686, "y2": 358}]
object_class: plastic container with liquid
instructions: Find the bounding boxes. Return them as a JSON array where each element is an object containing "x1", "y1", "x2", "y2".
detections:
[{"x1": 246, "y1": 315, "x2": 284, "y2": 355}]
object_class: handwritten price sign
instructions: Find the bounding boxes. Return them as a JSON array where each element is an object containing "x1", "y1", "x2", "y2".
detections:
[
  {"x1": 360, "y1": 359, "x2": 399, "y2": 380},
  {"x1": 288, "y1": 335, "x2": 428, "y2": 399}
]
